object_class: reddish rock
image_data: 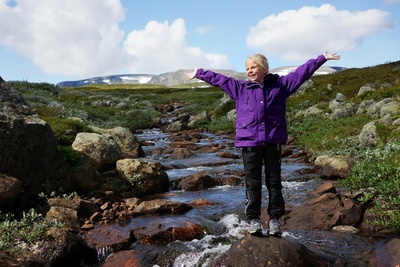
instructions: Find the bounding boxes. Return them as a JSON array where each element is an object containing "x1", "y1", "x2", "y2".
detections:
[
  {"x1": 132, "y1": 199, "x2": 192, "y2": 215},
  {"x1": 132, "y1": 219, "x2": 205, "y2": 244},
  {"x1": 170, "y1": 147, "x2": 195, "y2": 159},
  {"x1": 169, "y1": 141, "x2": 198, "y2": 149},
  {"x1": 196, "y1": 146, "x2": 219, "y2": 153},
  {"x1": 178, "y1": 171, "x2": 217, "y2": 191},
  {"x1": 103, "y1": 250, "x2": 141, "y2": 267},
  {"x1": 281, "y1": 192, "x2": 364, "y2": 230},
  {"x1": 310, "y1": 182, "x2": 337, "y2": 196},
  {"x1": 189, "y1": 198, "x2": 217, "y2": 207},
  {"x1": 83, "y1": 225, "x2": 133, "y2": 250}
]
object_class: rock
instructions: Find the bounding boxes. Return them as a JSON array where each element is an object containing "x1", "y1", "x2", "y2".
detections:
[
  {"x1": 320, "y1": 157, "x2": 351, "y2": 179},
  {"x1": 332, "y1": 225, "x2": 360, "y2": 233},
  {"x1": 329, "y1": 93, "x2": 347, "y2": 111},
  {"x1": 330, "y1": 102, "x2": 356, "y2": 120},
  {"x1": 91, "y1": 126, "x2": 145, "y2": 158},
  {"x1": 34, "y1": 228, "x2": 84, "y2": 266},
  {"x1": 178, "y1": 171, "x2": 217, "y2": 191},
  {"x1": 380, "y1": 100, "x2": 400, "y2": 118},
  {"x1": 83, "y1": 224, "x2": 133, "y2": 251},
  {"x1": 72, "y1": 164, "x2": 104, "y2": 194},
  {"x1": 357, "y1": 85, "x2": 375, "y2": 96},
  {"x1": 0, "y1": 250, "x2": 46, "y2": 267},
  {"x1": 170, "y1": 147, "x2": 195, "y2": 159},
  {"x1": 312, "y1": 182, "x2": 337, "y2": 196},
  {"x1": 46, "y1": 198, "x2": 100, "y2": 231},
  {"x1": 132, "y1": 218, "x2": 205, "y2": 244},
  {"x1": 116, "y1": 158, "x2": 169, "y2": 196},
  {"x1": 359, "y1": 121, "x2": 380, "y2": 147},
  {"x1": 166, "y1": 121, "x2": 189, "y2": 133},
  {"x1": 188, "y1": 111, "x2": 211, "y2": 128},
  {"x1": 357, "y1": 99, "x2": 376, "y2": 115},
  {"x1": 315, "y1": 155, "x2": 354, "y2": 179},
  {"x1": 370, "y1": 238, "x2": 400, "y2": 267},
  {"x1": 0, "y1": 81, "x2": 72, "y2": 205},
  {"x1": 189, "y1": 198, "x2": 217, "y2": 207},
  {"x1": 132, "y1": 199, "x2": 192, "y2": 215},
  {"x1": 169, "y1": 140, "x2": 198, "y2": 149},
  {"x1": 218, "y1": 151, "x2": 239, "y2": 159},
  {"x1": 103, "y1": 250, "x2": 141, "y2": 267},
  {"x1": 72, "y1": 132, "x2": 122, "y2": 171},
  {"x1": 367, "y1": 98, "x2": 393, "y2": 118},
  {"x1": 214, "y1": 235, "x2": 326, "y2": 267},
  {"x1": 0, "y1": 174, "x2": 22, "y2": 210},
  {"x1": 282, "y1": 192, "x2": 364, "y2": 230}
]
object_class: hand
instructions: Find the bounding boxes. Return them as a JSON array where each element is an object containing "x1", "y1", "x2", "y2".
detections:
[
  {"x1": 324, "y1": 52, "x2": 340, "y2": 60},
  {"x1": 184, "y1": 69, "x2": 197, "y2": 80}
]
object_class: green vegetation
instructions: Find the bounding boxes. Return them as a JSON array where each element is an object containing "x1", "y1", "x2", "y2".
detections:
[
  {"x1": 286, "y1": 61, "x2": 400, "y2": 232},
  {"x1": 340, "y1": 141, "x2": 400, "y2": 230},
  {"x1": 0, "y1": 209, "x2": 63, "y2": 254},
  {"x1": 6, "y1": 60, "x2": 400, "y2": 234}
]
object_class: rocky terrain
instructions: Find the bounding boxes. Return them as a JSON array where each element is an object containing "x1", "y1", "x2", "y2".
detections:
[{"x1": 0, "y1": 67, "x2": 399, "y2": 266}]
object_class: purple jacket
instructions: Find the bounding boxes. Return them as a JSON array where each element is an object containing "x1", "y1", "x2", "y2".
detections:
[{"x1": 195, "y1": 54, "x2": 327, "y2": 147}]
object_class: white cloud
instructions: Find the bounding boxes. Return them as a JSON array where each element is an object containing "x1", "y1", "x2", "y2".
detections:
[
  {"x1": 0, "y1": 0, "x2": 231, "y2": 77},
  {"x1": 123, "y1": 18, "x2": 232, "y2": 74},
  {"x1": 246, "y1": 4, "x2": 394, "y2": 62},
  {"x1": 0, "y1": 0, "x2": 129, "y2": 77},
  {"x1": 195, "y1": 25, "x2": 214, "y2": 35}
]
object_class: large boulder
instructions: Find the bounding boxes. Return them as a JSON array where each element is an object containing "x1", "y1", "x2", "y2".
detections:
[
  {"x1": 215, "y1": 235, "x2": 326, "y2": 267},
  {"x1": 281, "y1": 192, "x2": 364, "y2": 230},
  {"x1": 91, "y1": 126, "x2": 145, "y2": 158},
  {"x1": 0, "y1": 79, "x2": 71, "y2": 206},
  {"x1": 116, "y1": 158, "x2": 169, "y2": 196},
  {"x1": 72, "y1": 132, "x2": 122, "y2": 171}
]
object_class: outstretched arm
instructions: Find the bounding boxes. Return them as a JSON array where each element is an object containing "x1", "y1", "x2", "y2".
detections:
[
  {"x1": 184, "y1": 69, "x2": 198, "y2": 80},
  {"x1": 324, "y1": 52, "x2": 340, "y2": 61}
]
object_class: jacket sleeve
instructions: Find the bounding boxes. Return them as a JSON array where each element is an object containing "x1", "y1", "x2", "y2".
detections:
[
  {"x1": 195, "y1": 69, "x2": 242, "y2": 100},
  {"x1": 280, "y1": 54, "x2": 327, "y2": 97}
]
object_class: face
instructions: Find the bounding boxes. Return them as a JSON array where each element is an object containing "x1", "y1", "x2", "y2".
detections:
[{"x1": 246, "y1": 59, "x2": 268, "y2": 83}]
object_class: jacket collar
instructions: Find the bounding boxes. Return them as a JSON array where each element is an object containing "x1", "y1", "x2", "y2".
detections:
[{"x1": 246, "y1": 73, "x2": 279, "y2": 89}]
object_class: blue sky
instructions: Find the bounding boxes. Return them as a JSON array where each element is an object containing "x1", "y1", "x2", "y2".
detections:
[{"x1": 0, "y1": 0, "x2": 399, "y2": 84}]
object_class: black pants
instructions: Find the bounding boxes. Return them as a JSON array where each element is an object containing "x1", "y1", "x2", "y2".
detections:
[{"x1": 242, "y1": 144, "x2": 285, "y2": 221}]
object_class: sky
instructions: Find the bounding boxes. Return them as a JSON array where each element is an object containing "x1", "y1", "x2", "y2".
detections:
[{"x1": 0, "y1": 0, "x2": 399, "y2": 85}]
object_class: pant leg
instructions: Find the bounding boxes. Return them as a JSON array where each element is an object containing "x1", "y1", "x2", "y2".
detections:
[
  {"x1": 264, "y1": 143, "x2": 285, "y2": 218},
  {"x1": 242, "y1": 147, "x2": 264, "y2": 221}
]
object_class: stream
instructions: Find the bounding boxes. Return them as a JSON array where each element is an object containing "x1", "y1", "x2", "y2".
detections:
[{"x1": 93, "y1": 128, "x2": 375, "y2": 266}]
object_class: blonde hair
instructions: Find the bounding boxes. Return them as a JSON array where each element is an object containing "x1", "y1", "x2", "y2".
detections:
[{"x1": 246, "y1": 54, "x2": 269, "y2": 71}]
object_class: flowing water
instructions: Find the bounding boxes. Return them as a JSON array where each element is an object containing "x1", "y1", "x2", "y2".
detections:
[{"x1": 93, "y1": 128, "x2": 375, "y2": 266}]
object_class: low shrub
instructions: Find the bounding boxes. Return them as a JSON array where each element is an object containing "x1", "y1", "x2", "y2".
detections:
[{"x1": 0, "y1": 209, "x2": 63, "y2": 254}]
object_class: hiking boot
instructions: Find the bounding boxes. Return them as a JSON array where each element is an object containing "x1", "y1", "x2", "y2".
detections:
[
  {"x1": 248, "y1": 219, "x2": 262, "y2": 236},
  {"x1": 269, "y1": 219, "x2": 282, "y2": 237}
]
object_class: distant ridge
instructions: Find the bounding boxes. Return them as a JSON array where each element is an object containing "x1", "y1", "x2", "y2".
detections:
[
  {"x1": 57, "y1": 66, "x2": 345, "y2": 88},
  {"x1": 57, "y1": 74, "x2": 154, "y2": 88}
]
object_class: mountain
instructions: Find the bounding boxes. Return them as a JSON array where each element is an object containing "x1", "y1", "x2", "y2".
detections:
[
  {"x1": 56, "y1": 66, "x2": 345, "y2": 88},
  {"x1": 57, "y1": 74, "x2": 154, "y2": 88}
]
